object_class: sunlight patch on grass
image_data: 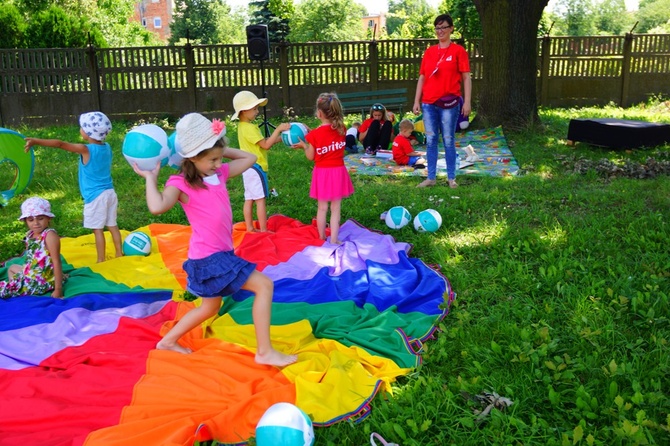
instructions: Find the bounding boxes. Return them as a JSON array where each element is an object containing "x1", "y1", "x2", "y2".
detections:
[
  {"x1": 539, "y1": 226, "x2": 568, "y2": 247},
  {"x1": 447, "y1": 219, "x2": 508, "y2": 249}
]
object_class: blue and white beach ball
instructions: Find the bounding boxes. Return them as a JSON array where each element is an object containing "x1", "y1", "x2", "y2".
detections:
[
  {"x1": 255, "y1": 402, "x2": 315, "y2": 446},
  {"x1": 281, "y1": 123, "x2": 309, "y2": 146},
  {"x1": 385, "y1": 206, "x2": 412, "y2": 229},
  {"x1": 122, "y1": 124, "x2": 170, "y2": 171},
  {"x1": 413, "y1": 209, "x2": 442, "y2": 233},
  {"x1": 166, "y1": 131, "x2": 184, "y2": 169},
  {"x1": 122, "y1": 231, "x2": 152, "y2": 256}
]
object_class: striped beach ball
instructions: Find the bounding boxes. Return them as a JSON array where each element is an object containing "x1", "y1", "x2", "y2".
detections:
[
  {"x1": 166, "y1": 131, "x2": 184, "y2": 169},
  {"x1": 413, "y1": 209, "x2": 442, "y2": 233},
  {"x1": 122, "y1": 231, "x2": 152, "y2": 256},
  {"x1": 384, "y1": 206, "x2": 412, "y2": 229},
  {"x1": 122, "y1": 124, "x2": 170, "y2": 171},
  {"x1": 255, "y1": 402, "x2": 315, "y2": 446},
  {"x1": 281, "y1": 123, "x2": 309, "y2": 146}
]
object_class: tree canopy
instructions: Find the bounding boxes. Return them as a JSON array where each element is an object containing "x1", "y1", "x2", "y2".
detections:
[
  {"x1": 0, "y1": 0, "x2": 159, "y2": 48},
  {"x1": 289, "y1": 0, "x2": 367, "y2": 42}
]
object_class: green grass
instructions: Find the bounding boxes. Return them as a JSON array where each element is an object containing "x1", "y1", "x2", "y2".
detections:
[{"x1": 2, "y1": 100, "x2": 670, "y2": 445}]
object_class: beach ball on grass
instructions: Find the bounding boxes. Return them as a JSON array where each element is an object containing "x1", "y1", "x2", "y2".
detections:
[
  {"x1": 166, "y1": 131, "x2": 184, "y2": 169},
  {"x1": 255, "y1": 402, "x2": 315, "y2": 446},
  {"x1": 122, "y1": 124, "x2": 169, "y2": 171},
  {"x1": 123, "y1": 231, "x2": 152, "y2": 256},
  {"x1": 414, "y1": 209, "x2": 442, "y2": 233},
  {"x1": 281, "y1": 123, "x2": 309, "y2": 146},
  {"x1": 385, "y1": 206, "x2": 412, "y2": 229}
]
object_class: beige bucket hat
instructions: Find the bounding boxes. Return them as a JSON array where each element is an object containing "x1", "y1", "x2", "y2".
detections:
[
  {"x1": 231, "y1": 91, "x2": 268, "y2": 120},
  {"x1": 175, "y1": 113, "x2": 227, "y2": 158}
]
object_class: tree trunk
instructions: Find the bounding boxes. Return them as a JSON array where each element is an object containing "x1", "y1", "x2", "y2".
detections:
[{"x1": 472, "y1": 0, "x2": 549, "y2": 130}]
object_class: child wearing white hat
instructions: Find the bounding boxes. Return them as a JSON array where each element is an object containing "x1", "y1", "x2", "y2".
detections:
[
  {"x1": 232, "y1": 90, "x2": 291, "y2": 233},
  {"x1": 24, "y1": 111, "x2": 123, "y2": 263},
  {"x1": 132, "y1": 112, "x2": 297, "y2": 367},
  {"x1": 1, "y1": 197, "x2": 64, "y2": 298}
]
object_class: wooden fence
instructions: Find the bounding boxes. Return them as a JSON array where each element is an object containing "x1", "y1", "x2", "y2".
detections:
[{"x1": 1, "y1": 34, "x2": 669, "y2": 126}]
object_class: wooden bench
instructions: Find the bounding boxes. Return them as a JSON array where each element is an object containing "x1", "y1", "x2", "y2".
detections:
[{"x1": 338, "y1": 88, "x2": 408, "y2": 120}]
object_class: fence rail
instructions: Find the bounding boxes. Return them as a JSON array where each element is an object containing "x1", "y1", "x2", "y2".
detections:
[{"x1": 1, "y1": 34, "x2": 669, "y2": 126}]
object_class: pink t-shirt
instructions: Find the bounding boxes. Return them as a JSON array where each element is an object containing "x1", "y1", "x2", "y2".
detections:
[
  {"x1": 166, "y1": 164, "x2": 233, "y2": 260},
  {"x1": 305, "y1": 124, "x2": 346, "y2": 168}
]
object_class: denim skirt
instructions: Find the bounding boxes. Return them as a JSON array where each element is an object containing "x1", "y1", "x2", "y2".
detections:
[{"x1": 183, "y1": 250, "x2": 256, "y2": 298}]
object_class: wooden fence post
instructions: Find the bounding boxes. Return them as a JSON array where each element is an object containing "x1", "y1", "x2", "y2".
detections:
[
  {"x1": 185, "y1": 43, "x2": 197, "y2": 110},
  {"x1": 278, "y1": 42, "x2": 290, "y2": 109},
  {"x1": 369, "y1": 41, "x2": 378, "y2": 90},
  {"x1": 540, "y1": 36, "x2": 551, "y2": 106},
  {"x1": 87, "y1": 44, "x2": 101, "y2": 111},
  {"x1": 620, "y1": 33, "x2": 634, "y2": 108}
]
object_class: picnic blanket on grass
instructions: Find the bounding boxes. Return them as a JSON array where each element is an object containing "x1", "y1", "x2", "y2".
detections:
[
  {"x1": 0, "y1": 216, "x2": 453, "y2": 446},
  {"x1": 345, "y1": 126, "x2": 518, "y2": 177}
]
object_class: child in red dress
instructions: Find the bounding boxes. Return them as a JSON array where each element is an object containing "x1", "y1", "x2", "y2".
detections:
[{"x1": 293, "y1": 93, "x2": 354, "y2": 244}]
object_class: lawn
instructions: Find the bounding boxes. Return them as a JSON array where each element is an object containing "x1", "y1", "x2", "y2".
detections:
[{"x1": 1, "y1": 100, "x2": 669, "y2": 445}]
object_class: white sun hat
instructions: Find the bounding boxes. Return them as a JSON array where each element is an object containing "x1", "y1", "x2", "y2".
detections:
[
  {"x1": 18, "y1": 197, "x2": 55, "y2": 220},
  {"x1": 175, "y1": 113, "x2": 227, "y2": 158},
  {"x1": 231, "y1": 91, "x2": 268, "y2": 120}
]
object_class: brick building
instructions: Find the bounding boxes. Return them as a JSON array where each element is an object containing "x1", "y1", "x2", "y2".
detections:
[{"x1": 134, "y1": 0, "x2": 174, "y2": 41}]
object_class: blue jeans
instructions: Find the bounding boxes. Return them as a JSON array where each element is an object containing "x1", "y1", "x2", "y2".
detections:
[{"x1": 421, "y1": 102, "x2": 460, "y2": 180}]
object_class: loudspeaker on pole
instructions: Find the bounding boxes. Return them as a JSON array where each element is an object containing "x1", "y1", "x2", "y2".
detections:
[{"x1": 246, "y1": 24, "x2": 270, "y2": 61}]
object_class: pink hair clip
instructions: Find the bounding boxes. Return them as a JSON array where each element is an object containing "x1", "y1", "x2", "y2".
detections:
[{"x1": 211, "y1": 118, "x2": 225, "y2": 136}]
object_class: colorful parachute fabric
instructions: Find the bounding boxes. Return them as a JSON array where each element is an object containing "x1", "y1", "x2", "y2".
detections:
[{"x1": 0, "y1": 215, "x2": 453, "y2": 445}]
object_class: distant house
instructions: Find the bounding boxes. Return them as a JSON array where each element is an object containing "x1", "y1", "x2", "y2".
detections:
[
  {"x1": 134, "y1": 0, "x2": 173, "y2": 41},
  {"x1": 363, "y1": 13, "x2": 386, "y2": 38}
]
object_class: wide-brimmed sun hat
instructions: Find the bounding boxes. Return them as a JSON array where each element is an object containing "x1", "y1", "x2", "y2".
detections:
[
  {"x1": 231, "y1": 91, "x2": 268, "y2": 120},
  {"x1": 19, "y1": 197, "x2": 55, "y2": 221},
  {"x1": 175, "y1": 113, "x2": 227, "y2": 158},
  {"x1": 79, "y1": 111, "x2": 112, "y2": 142}
]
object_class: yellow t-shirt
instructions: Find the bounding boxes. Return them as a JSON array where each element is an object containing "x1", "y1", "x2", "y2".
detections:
[{"x1": 237, "y1": 121, "x2": 269, "y2": 171}]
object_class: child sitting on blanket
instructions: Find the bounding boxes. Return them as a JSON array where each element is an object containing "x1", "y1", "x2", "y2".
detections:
[
  {"x1": 0, "y1": 197, "x2": 64, "y2": 298},
  {"x1": 133, "y1": 112, "x2": 297, "y2": 367},
  {"x1": 392, "y1": 119, "x2": 426, "y2": 168},
  {"x1": 345, "y1": 121, "x2": 361, "y2": 154}
]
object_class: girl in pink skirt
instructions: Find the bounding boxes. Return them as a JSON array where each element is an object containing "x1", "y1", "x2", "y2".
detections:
[{"x1": 294, "y1": 92, "x2": 354, "y2": 244}]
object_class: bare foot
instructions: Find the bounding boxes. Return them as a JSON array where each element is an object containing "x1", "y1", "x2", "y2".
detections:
[
  {"x1": 417, "y1": 179, "x2": 436, "y2": 188},
  {"x1": 255, "y1": 349, "x2": 298, "y2": 367},
  {"x1": 246, "y1": 227, "x2": 259, "y2": 233},
  {"x1": 156, "y1": 339, "x2": 192, "y2": 354},
  {"x1": 329, "y1": 239, "x2": 342, "y2": 245},
  {"x1": 448, "y1": 179, "x2": 458, "y2": 189}
]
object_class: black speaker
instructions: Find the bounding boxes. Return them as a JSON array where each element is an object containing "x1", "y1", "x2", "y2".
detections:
[{"x1": 246, "y1": 24, "x2": 270, "y2": 61}]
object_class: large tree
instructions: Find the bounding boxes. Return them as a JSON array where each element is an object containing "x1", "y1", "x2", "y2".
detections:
[
  {"x1": 438, "y1": 0, "x2": 482, "y2": 39},
  {"x1": 289, "y1": 0, "x2": 365, "y2": 42},
  {"x1": 386, "y1": 0, "x2": 436, "y2": 39},
  {"x1": 471, "y1": 0, "x2": 548, "y2": 130},
  {"x1": 249, "y1": 0, "x2": 293, "y2": 43},
  {"x1": 170, "y1": 0, "x2": 231, "y2": 45},
  {"x1": 0, "y1": 3, "x2": 26, "y2": 48}
]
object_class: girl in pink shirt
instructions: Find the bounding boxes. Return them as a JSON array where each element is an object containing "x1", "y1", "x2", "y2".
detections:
[
  {"x1": 133, "y1": 113, "x2": 296, "y2": 367},
  {"x1": 294, "y1": 93, "x2": 354, "y2": 244}
]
